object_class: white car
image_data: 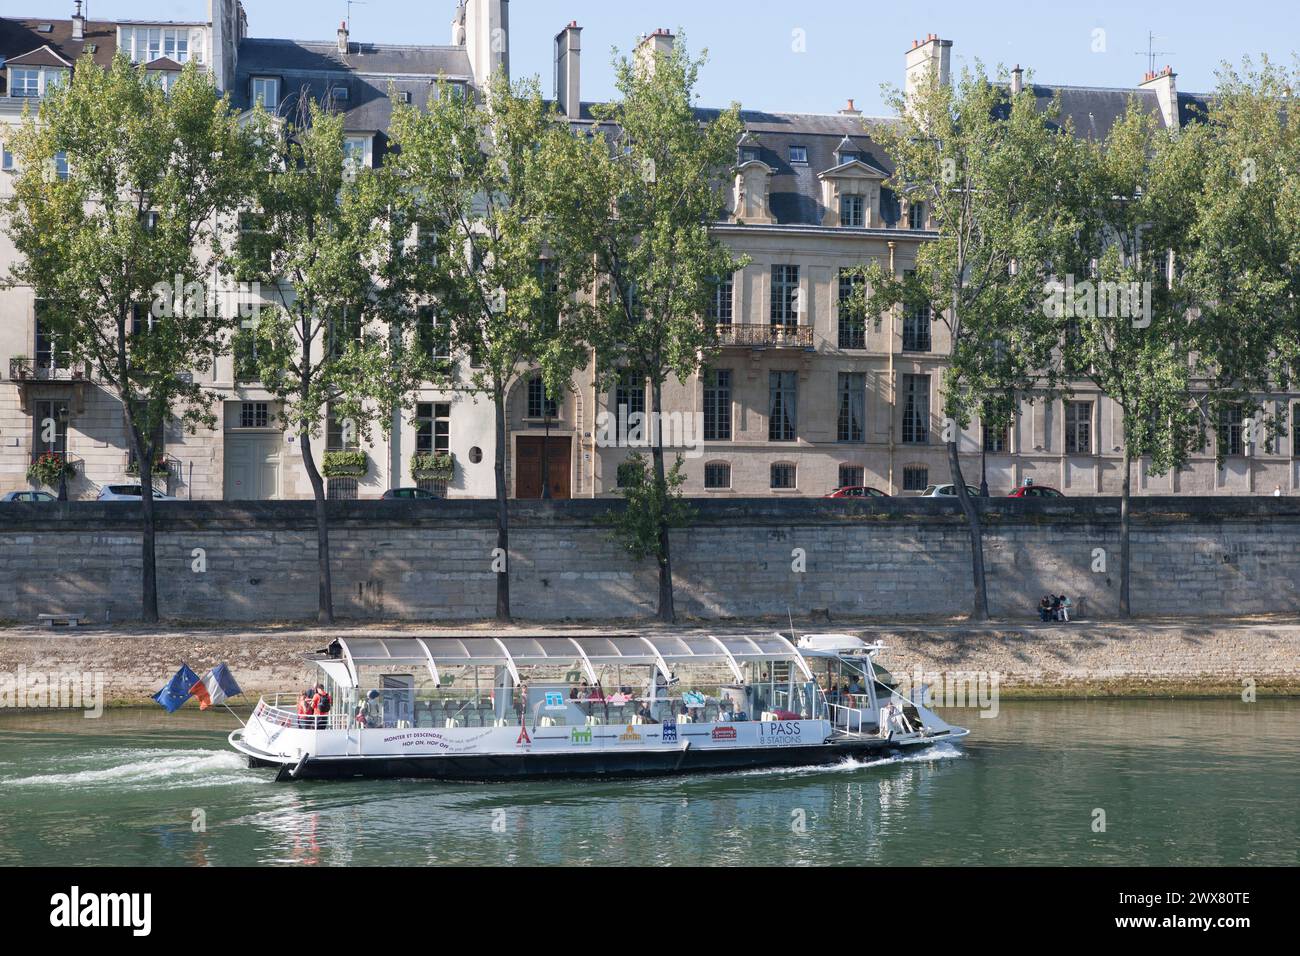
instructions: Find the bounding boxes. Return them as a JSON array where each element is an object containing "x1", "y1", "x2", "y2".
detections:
[
  {"x1": 96, "y1": 485, "x2": 176, "y2": 501},
  {"x1": 919, "y1": 483, "x2": 982, "y2": 497}
]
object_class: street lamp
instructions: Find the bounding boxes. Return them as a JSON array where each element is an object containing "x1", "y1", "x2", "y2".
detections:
[
  {"x1": 56, "y1": 405, "x2": 69, "y2": 502},
  {"x1": 540, "y1": 389, "x2": 554, "y2": 500}
]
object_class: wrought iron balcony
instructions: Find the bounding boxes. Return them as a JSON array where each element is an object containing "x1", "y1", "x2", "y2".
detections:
[
  {"x1": 9, "y1": 357, "x2": 88, "y2": 382},
  {"x1": 712, "y1": 323, "x2": 815, "y2": 349}
]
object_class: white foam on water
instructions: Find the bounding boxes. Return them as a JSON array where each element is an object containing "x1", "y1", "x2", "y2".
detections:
[
  {"x1": 3, "y1": 747, "x2": 257, "y2": 792},
  {"x1": 734, "y1": 742, "x2": 966, "y2": 779}
]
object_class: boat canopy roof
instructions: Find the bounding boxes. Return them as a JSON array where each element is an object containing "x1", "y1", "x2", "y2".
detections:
[{"x1": 315, "y1": 634, "x2": 815, "y2": 689}]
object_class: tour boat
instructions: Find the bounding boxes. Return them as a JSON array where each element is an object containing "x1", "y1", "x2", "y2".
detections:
[{"x1": 228, "y1": 633, "x2": 969, "y2": 782}]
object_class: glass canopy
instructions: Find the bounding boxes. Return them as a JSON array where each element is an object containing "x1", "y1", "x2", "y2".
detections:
[{"x1": 316, "y1": 633, "x2": 815, "y2": 688}]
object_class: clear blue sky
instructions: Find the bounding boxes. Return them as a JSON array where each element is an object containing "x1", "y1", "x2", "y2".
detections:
[{"x1": 7, "y1": 1, "x2": 1297, "y2": 113}]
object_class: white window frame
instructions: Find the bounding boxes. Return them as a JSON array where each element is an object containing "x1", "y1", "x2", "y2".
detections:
[{"x1": 251, "y1": 76, "x2": 279, "y2": 111}]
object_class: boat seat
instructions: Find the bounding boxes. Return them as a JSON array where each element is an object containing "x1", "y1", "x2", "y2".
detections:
[
  {"x1": 494, "y1": 718, "x2": 509, "y2": 727},
  {"x1": 586, "y1": 715, "x2": 603, "y2": 726},
  {"x1": 677, "y1": 714, "x2": 693, "y2": 724},
  {"x1": 761, "y1": 711, "x2": 778, "y2": 722},
  {"x1": 444, "y1": 718, "x2": 461, "y2": 729},
  {"x1": 540, "y1": 716, "x2": 555, "y2": 727}
]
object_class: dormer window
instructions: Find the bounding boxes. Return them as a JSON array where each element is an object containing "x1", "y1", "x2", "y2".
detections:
[
  {"x1": 7, "y1": 65, "x2": 64, "y2": 98},
  {"x1": 343, "y1": 135, "x2": 372, "y2": 174},
  {"x1": 909, "y1": 201, "x2": 927, "y2": 229},
  {"x1": 251, "y1": 76, "x2": 279, "y2": 111},
  {"x1": 331, "y1": 85, "x2": 350, "y2": 103},
  {"x1": 840, "y1": 194, "x2": 865, "y2": 228},
  {"x1": 788, "y1": 145, "x2": 808, "y2": 165},
  {"x1": 740, "y1": 147, "x2": 759, "y2": 163}
]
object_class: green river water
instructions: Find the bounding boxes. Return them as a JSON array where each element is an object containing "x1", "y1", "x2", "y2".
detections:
[{"x1": 0, "y1": 699, "x2": 1295, "y2": 866}]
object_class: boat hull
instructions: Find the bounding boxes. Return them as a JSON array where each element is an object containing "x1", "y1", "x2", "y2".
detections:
[{"x1": 238, "y1": 732, "x2": 961, "y2": 782}]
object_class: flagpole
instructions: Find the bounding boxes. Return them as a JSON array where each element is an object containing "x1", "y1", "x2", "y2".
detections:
[{"x1": 223, "y1": 702, "x2": 246, "y2": 727}]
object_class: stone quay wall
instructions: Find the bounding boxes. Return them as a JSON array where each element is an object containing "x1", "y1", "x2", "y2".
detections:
[{"x1": 0, "y1": 497, "x2": 1298, "y2": 623}]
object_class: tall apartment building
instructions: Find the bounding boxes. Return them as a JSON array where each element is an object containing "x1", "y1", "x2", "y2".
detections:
[{"x1": 1, "y1": 4, "x2": 1295, "y2": 501}]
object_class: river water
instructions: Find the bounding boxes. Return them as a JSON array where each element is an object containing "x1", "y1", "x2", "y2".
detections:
[{"x1": 0, "y1": 700, "x2": 1295, "y2": 866}]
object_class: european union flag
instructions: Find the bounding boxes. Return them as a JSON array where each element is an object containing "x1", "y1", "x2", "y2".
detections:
[{"x1": 152, "y1": 664, "x2": 201, "y2": 713}]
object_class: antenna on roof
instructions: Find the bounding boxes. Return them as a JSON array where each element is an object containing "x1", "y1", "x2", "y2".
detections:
[
  {"x1": 1134, "y1": 31, "x2": 1174, "y2": 76},
  {"x1": 346, "y1": 0, "x2": 367, "y2": 32}
]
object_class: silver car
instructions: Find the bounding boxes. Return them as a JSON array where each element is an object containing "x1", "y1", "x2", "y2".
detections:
[
  {"x1": 919, "y1": 483, "x2": 982, "y2": 497},
  {"x1": 1, "y1": 490, "x2": 55, "y2": 502},
  {"x1": 96, "y1": 485, "x2": 176, "y2": 501}
]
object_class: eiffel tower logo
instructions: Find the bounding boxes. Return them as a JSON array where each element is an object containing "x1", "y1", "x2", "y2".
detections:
[{"x1": 516, "y1": 725, "x2": 531, "y2": 746}]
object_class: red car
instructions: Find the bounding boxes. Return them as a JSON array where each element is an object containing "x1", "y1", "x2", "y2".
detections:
[
  {"x1": 825, "y1": 485, "x2": 889, "y2": 499},
  {"x1": 1007, "y1": 484, "x2": 1064, "y2": 498}
]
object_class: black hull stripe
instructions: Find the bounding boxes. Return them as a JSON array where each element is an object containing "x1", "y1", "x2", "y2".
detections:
[{"x1": 263, "y1": 738, "x2": 939, "y2": 782}]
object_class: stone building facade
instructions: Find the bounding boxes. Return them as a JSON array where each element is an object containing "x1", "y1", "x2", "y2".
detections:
[{"x1": 2, "y1": 3, "x2": 1296, "y2": 501}]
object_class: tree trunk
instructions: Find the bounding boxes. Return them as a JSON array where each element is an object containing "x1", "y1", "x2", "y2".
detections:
[
  {"x1": 1119, "y1": 447, "x2": 1132, "y2": 617},
  {"x1": 299, "y1": 429, "x2": 334, "y2": 625},
  {"x1": 651, "y1": 381, "x2": 675, "y2": 624},
  {"x1": 132, "y1": 425, "x2": 159, "y2": 624},
  {"x1": 494, "y1": 389, "x2": 511, "y2": 622},
  {"x1": 948, "y1": 439, "x2": 990, "y2": 620}
]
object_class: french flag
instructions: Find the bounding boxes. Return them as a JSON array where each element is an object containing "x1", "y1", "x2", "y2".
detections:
[{"x1": 190, "y1": 663, "x2": 243, "y2": 711}]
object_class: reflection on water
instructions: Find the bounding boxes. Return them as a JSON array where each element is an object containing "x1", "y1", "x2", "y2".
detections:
[{"x1": 0, "y1": 700, "x2": 1296, "y2": 866}]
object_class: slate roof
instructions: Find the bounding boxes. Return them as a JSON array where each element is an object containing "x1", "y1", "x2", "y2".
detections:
[
  {"x1": 0, "y1": 17, "x2": 117, "y2": 72},
  {"x1": 231, "y1": 38, "x2": 473, "y2": 158},
  {"x1": 1017, "y1": 83, "x2": 1212, "y2": 138}
]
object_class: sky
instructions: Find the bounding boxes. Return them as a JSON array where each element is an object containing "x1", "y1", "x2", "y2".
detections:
[{"x1": 5, "y1": 1, "x2": 1298, "y2": 114}]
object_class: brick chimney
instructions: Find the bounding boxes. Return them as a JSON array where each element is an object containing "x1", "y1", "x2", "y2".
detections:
[
  {"x1": 636, "y1": 28, "x2": 675, "y2": 76},
  {"x1": 1010, "y1": 64, "x2": 1023, "y2": 95},
  {"x1": 337, "y1": 20, "x2": 349, "y2": 56},
  {"x1": 71, "y1": 0, "x2": 85, "y2": 40},
  {"x1": 839, "y1": 98, "x2": 862, "y2": 116},
  {"x1": 1140, "y1": 64, "x2": 1179, "y2": 129},
  {"x1": 905, "y1": 33, "x2": 952, "y2": 100},
  {"x1": 555, "y1": 21, "x2": 581, "y2": 120}
]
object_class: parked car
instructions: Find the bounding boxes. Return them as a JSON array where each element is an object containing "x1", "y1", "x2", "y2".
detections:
[
  {"x1": 824, "y1": 485, "x2": 888, "y2": 499},
  {"x1": 919, "y1": 483, "x2": 982, "y2": 497},
  {"x1": 1008, "y1": 484, "x2": 1065, "y2": 498},
  {"x1": 96, "y1": 485, "x2": 176, "y2": 501},
  {"x1": 1, "y1": 490, "x2": 55, "y2": 502},
  {"x1": 380, "y1": 487, "x2": 441, "y2": 500}
]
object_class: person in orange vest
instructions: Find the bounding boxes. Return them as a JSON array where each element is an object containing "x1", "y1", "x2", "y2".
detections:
[
  {"x1": 297, "y1": 689, "x2": 315, "y2": 729},
  {"x1": 311, "y1": 683, "x2": 332, "y2": 730}
]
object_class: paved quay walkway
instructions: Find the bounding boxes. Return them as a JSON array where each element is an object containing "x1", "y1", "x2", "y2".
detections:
[{"x1": 2, "y1": 615, "x2": 1297, "y2": 703}]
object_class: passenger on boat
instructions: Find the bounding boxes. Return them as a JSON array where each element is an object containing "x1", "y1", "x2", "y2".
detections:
[
  {"x1": 878, "y1": 699, "x2": 897, "y2": 738},
  {"x1": 635, "y1": 700, "x2": 659, "y2": 724},
  {"x1": 312, "y1": 683, "x2": 332, "y2": 730},
  {"x1": 297, "y1": 689, "x2": 315, "y2": 729}
]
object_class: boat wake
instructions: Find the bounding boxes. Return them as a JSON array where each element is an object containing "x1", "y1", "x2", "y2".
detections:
[
  {"x1": 734, "y1": 742, "x2": 967, "y2": 779},
  {"x1": 3, "y1": 747, "x2": 256, "y2": 792}
]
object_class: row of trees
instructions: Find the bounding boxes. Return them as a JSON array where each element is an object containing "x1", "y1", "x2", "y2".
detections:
[
  {"x1": 3, "y1": 39, "x2": 738, "y2": 625},
  {"x1": 858, "y1": 56, "x2": 1300, "y2": 619}
]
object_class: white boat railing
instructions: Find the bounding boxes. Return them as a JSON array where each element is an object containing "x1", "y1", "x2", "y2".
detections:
[
  {"x1": 827, "y1": 702, "x2": 870, "y2": 734},
  {"x1": 253, "y1": 698, "x2": 349, "y2": 731}
]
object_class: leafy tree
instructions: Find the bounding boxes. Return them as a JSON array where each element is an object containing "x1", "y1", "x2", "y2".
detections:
[
  {"x1": 386, "y1": 74, "x2": 596, "y2": 621},
  {"x1": 856, "y1": 65, "x2": 1081, "y2": 619},
  {"x1": 1183, "y1": 57, "x2": 1300, "y2": 466},
  {"x1": 231, "y1": 98, "x2": 423, "y2": 624},
  {"x1": 580, "y1": 36, "x2": 747, "y2": 623},
  {"x1": 2, "y1": 56, "x2": 252, "y2": 622},
  {"x1": 1061, "y1": 102, "x2": 1207, "y2": 615},
  {"x1": 603, "y1": 452, "x2": 695, "y2": 573}
]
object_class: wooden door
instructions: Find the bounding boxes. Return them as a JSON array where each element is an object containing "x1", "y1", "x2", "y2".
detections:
[{"x1": 515, "y1": 435, "x2": 571, "y2": 499}]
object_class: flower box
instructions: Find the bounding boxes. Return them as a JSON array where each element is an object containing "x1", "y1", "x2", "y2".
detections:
[
  {"x1": 410, "y1": 452, "x2": 453, "y2": 482},
  {"x1": 27, "y1": 452, "x2": 75, "y2": 487},
  {"x1": 322, "y1": 450, "x2": 369, "y2": 478}
]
